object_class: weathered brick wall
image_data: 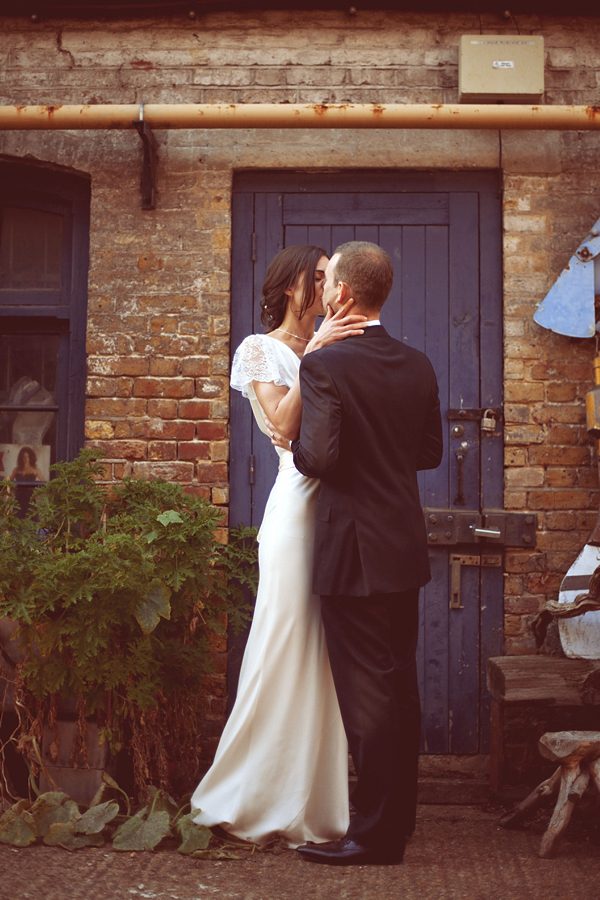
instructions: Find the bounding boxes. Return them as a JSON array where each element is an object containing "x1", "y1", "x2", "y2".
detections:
[{"x1": 0, "y1": 11, "x2": 599, "y2": 742}]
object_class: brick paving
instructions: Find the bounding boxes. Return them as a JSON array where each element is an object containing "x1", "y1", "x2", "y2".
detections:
[{"x1": 2, "y1": 804, "x2": 599, "y2": 900}]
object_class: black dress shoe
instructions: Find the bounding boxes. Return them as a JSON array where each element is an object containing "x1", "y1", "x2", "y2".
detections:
[{"x1": 296, "y1": 837, "x2": 405, "y2": 866}]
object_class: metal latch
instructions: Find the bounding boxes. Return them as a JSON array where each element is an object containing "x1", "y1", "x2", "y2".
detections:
[
  {"x1": 450, "y1": 554, "x2": 502, "y2": 609},
  {"x1": 424, "y1": 509, "x2": 537, "y2": 547}
]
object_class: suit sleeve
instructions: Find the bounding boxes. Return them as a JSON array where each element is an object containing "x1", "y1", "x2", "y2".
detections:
[
  {"x1": 416, "y1": 372, "x2": 444, "y2": 471},
  {"x1": 292, "y1": 352, "x2": 341, "y2": 478}
]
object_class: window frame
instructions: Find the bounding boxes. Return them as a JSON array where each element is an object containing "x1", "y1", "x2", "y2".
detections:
[{"x1": 0, "y1": 160, "x2": 90, "y2": 463}]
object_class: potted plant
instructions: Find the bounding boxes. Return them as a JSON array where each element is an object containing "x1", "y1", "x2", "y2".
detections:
[{"x1": 0, "y1": 449, "x2": 256, "y2": 803}]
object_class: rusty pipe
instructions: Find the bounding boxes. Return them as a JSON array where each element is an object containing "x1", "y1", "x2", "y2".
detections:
[{"x1": 1, "y1": 102, "x2": 600, "y2": 130}]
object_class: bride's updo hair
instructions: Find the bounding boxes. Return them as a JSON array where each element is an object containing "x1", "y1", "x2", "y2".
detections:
[{"x1": 260, "y1": 245, "x2": 327, "y2": 332}]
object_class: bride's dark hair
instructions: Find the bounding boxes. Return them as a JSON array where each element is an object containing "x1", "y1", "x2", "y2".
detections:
[{"x1": 260, "y1": 245, "x2": 327, "y2": 332}]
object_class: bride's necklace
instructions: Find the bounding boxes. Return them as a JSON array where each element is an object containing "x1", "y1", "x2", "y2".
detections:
[{"x1": 274, "y1": 327, "x2": 310, "y2": 342}]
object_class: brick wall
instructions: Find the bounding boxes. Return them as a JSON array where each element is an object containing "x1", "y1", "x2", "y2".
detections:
[{"x1": 1, "y1": 9, "x2": 600, "y2": 749}]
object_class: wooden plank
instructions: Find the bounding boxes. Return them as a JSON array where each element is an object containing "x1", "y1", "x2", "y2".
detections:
[
  {"x1": 251, "y1": 192, "x2": 283, "y2": 527},
  {"x1": 234, "y1": 169, "x2": 500, "y2": 195},
  {"x1": 486, "y1": 656, "x2": 600, "y2": 704},
  {"x1": 229, "y1": 191, "x2": 255, "y2": 529},
  {"x1": 284, "y1": 206, "x2": 448, "y2": 226},
  {"x1": 421, "y1": 551, "x2": 450, "y2": 753},
  {"x1": 448, "y1": 192, "x2": 481, "y2": 754},
  {"x1": 284, "y1": 192, "x2": 449, "y2": 213}
]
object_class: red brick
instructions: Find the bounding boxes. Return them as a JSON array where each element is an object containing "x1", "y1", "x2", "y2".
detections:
[
  {"x1": 546, "y1": 469, "x2": 577, "y2": 487},
  {"x1": 114, "y1": 422, "x2": 132, "y2": 438},
  {"x1": 138, "y1": 253, "x2": 164, "y2": 271},
  {"x1": 531, "y1": 361, "x2": 591, "y2": 382},
  {"x1": 131, "y1": 420, "x2": 195, "y2": 440},
  {"x1": 504, "y1": 382, "x2": 545, "y2": 402},
  {"x1": 114, "y1": 358, "x2": 150, "y2": 376},
  {"x1": 87, "y1": 440, "x2": 147, "y2": 460},
  {"x1": 179, "y1": 399, "x2": 211, "y2": 419},
  {"x1": 528, "y1": 446, "x2": 590, "y2": 466},
  {"x1": 527, "y1": 491, "x2": 555, "y2": 509},
  {"x1": 553, "y1": 490, "x2": 592, "y2": 510},
  {"x1": 86, "y1": 398, "x2": 147, "y2": 417},
  {"x1": 547, "y1": 383, "x2": 577, "y2": 402},
  {"x1": 544, "y1": 424, "x2": 585, "y2": 445},
  {"x1": 195, "y1": 377, "x2": 228, "y2": 399},
  {"x1": 148, "y1": 441, "x2": 177, "y2": 460},
  {"x1": 196, "y1": 462, "x2": 228, "y2": 483},
  {"x1": 133, "y1": 378, "x2": 195, "y2": 399},
  {"x1": 183, "y1": 485, "x2": 211, "y2": 501},
  {"x1": 545, "y1": 511, "x2": 577, "y2": 530},
  {"x1": 533, "y1": 406, "x2": 585, "y2": 425},
  {"x1": 181, "y1": 357, "x2": 211, "y2": 377},
  {"x1": 196, "y1": 422, "x2": 227, "y2": 440},
  {"x1": 178, "y1": 441, "x2": 211, "y2": 461},
  {"x1": 149, "y1": 358, "x2": 181, "y2": 377},
  {"x1": 147, "y1": 399, "x2": 178, "y2": 419},
  {"x1": 131, "y1": 461, "x2": 194, "y2": 482},
  {"x1": 150, "y1": 316, "x2": 178, "y2": 334}
]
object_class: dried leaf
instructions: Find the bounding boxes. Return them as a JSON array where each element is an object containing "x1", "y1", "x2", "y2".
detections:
[{"x1": 112, "y1": 809, "x2": 171, "y2": 852}]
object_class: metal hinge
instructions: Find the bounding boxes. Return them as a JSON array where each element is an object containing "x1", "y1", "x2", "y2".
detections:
[{"x1": 450, "y1": 553, "x2": 502, "y2": 609}]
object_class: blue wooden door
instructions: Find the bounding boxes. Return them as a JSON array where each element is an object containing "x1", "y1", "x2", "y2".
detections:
[{"x1": 230, "y1": 170, "x2": 503, "y2": 753}]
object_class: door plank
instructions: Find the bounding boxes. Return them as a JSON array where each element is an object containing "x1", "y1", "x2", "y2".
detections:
[{"x1": 448, "y1": 192, "x2": 481, "y2": 754}]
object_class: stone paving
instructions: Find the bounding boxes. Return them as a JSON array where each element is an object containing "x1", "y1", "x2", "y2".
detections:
[{"x1": 1, "y1": 804, "x2": 600, "y2": 900}]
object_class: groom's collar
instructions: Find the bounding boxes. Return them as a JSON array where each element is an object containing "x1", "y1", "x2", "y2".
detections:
[{"x1": 363, "y1": 319, "x2": 381, "y2": 327}]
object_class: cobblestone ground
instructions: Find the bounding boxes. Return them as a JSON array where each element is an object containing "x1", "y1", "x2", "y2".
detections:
[{"x1": 2, "y1": 805, "x2": 600, "y2": 900}]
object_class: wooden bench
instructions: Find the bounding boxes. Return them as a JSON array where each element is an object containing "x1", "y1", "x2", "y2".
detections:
[{"x1": 486, "y1": 656, "x2": 600, "y2": 796}]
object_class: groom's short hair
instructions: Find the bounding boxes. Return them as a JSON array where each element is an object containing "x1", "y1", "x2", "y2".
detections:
[{"x1": 332, "y1": 241, "x2": 393, "y2": 312}]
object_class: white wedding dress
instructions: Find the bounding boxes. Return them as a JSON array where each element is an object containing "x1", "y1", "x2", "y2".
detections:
[{"x1": 190, "y1": 334, "x2": 349, "y2": 847}]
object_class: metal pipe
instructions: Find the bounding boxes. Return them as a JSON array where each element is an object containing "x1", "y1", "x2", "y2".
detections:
[{"x1": 1, "y1": 102, "x2": 600, "y2": 130}]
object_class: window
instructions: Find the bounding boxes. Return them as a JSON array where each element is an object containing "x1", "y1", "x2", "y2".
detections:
[{"x1": 0, "y1": 161, "x2": 90, "y2": 513}]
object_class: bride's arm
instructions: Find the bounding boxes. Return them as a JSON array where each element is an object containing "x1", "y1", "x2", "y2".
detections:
[{"x1": 253, "y1": 300, "x2": 365, "y2": 440}]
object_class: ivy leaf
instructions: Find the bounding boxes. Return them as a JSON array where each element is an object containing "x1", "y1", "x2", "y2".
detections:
[
  {"x1": 0, "y1": 801, "x2": 37, "y2": 847},
  {"x1": 144, "y1": 530, "x2": 159, "y2": 544},
  {"x1": 43, "y1": 821, "x2": 105, "y2": 850},
  {"x1": 156, "y1": 510, "x2": 184, "y2": 527},
  {"x1": 134, "y1": 579, "x2": 172, "y2": 635},
  {"x1": 75, "y1": 800, "x2": 120, "y2": 834},
  {"x1": 175, "y1": 812, "x2": 212, "y2": 855},
  {"x1": 112, "y1": 809, "x2": 171, "y2": 852}
]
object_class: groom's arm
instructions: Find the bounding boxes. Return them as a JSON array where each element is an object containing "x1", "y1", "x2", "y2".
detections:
[{"x1": 292, "y1": 352, "x2": 341, "y2": 478}]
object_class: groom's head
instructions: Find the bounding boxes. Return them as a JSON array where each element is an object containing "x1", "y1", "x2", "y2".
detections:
[{"x1": 323, "y1": 241, "x2": 393, "y2": 317}]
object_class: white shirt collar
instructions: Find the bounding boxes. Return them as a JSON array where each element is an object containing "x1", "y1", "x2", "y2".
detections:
[{"x1": 364, "y1": 320, "x2": 381, "y2": 327}]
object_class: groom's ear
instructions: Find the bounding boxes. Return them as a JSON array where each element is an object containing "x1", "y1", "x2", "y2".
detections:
[{"x1": 337, "y1": 281, "x2": 349, "y2": 304}]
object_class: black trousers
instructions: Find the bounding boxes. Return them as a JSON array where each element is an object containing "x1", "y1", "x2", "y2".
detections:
[{"x1": 320, "y1": 589, "x2": 420, "y2": 852}]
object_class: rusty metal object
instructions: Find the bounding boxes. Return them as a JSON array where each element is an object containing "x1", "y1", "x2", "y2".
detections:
[{"x1": 2, "y1": 103, "x2": 600, "y2": 131}]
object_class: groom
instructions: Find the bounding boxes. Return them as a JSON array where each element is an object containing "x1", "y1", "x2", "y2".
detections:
[{"x1": 291, "y1": 241, "x2": 443, "y2": 865}]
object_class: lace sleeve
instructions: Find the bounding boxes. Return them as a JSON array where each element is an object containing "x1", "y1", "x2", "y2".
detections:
[{"x1": 230, "y1": 335, "x2": 288, "y2": 399}]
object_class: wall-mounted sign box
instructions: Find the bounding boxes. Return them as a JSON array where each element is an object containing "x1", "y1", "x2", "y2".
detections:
[{"x1": 459, "y1": 35, "x2": 544, "y2": 103}]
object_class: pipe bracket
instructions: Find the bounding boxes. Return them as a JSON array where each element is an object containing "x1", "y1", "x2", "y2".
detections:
[{"x1": 132, "y1": 104, "x2": 158, "y2": 210}]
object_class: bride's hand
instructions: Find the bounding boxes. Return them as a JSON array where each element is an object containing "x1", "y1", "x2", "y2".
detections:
[{"x1": 305, "y1": 299, "x2": 367, "y2": 354}]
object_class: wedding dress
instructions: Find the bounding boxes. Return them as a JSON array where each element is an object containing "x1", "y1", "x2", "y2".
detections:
[{"x1": 191, "y1": 334, "x2": 349, "y2": 847}]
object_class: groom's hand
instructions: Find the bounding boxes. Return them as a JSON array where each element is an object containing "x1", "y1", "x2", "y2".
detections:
[{"x1": 264, "y1": 416, "x2": 293, "y2": 451}]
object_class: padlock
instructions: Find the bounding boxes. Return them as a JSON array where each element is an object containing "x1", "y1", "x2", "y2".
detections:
[{"x1": 480, "y1": 409, "x2": 496, "y2": 432}]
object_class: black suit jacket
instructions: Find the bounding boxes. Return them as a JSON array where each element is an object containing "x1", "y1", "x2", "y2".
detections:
[{"x1": 292, "y1": 326, "x2": 443, "y2": 597}]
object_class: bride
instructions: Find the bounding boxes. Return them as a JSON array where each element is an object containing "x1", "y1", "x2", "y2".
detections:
[{"x1": 190, "y1": 245, "x2": 366, "y2": 847}]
